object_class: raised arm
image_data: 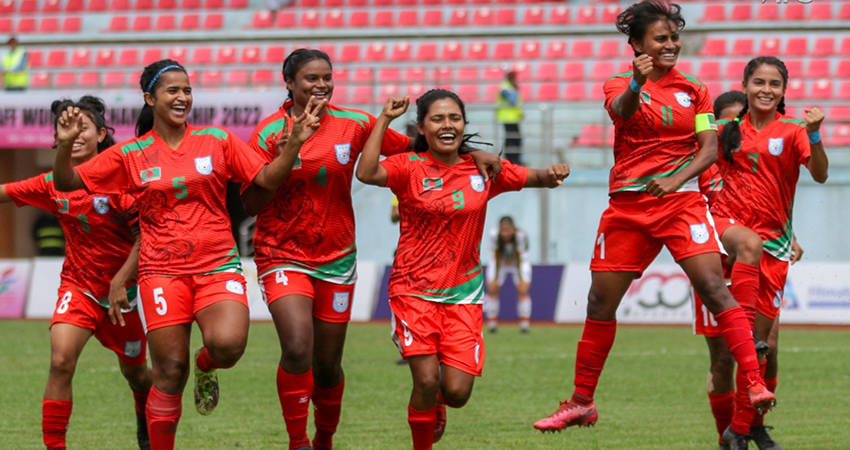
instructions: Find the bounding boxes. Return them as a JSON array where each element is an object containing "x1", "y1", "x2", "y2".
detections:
[
  {"x1": 523, "y1": 163, "x2": 570, "y2": 188},
  {"x1": 609, "y1": 55, "x2": 653, "y2": 120},
  {"x1": 804, "y1": 107, "x2": 828, "y2": 184},
  {"x1": 356, "y1": 96, "x2": 409, "y2": 186},
  {"x1": 53, "y1": 107, "x2": 89, "y2": 192}
]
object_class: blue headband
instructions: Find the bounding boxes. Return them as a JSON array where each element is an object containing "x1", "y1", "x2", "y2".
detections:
[{"x1": 146, "y1": 65, "x2": 182, "y2": 93}]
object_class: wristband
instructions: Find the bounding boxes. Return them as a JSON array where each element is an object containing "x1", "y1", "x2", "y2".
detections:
[
  {"x1": 629, "y1": 78, "x2": 642, "y2": 93},
  {"x1": 808, "y1": 130, "x2": 821, "y2": 145}
]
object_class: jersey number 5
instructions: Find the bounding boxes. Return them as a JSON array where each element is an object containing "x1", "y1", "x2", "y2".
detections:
[{"x1": 153, "y1": 287, "x2": 168, "y2": 315}]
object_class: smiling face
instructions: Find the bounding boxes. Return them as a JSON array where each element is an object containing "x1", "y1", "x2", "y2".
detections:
[
  {"x1": 286, "y1": 58, "x2": 333, "y2": 109},
  {"x1": 145, "y1": 70, "x2": 192, "y2": 129},
  {"x1": 632, "y1": 19, "x2": 681, "y2": 71},
  {"x1": 65, "y1": 111, "x2": 105, "y2": 163},
  {"x1": 417, "y1": 98, "x2": 465, "y2": 158},
  {"x1": 743, "y1": 63, "x2": 786, "y2": 116}
]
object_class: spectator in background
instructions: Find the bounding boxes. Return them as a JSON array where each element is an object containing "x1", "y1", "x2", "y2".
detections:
[
  {"x1": 32, "y1": 213, "x2": 66, "y2": 256},
  {"x1": 497, "y1": 70, "x2": 523, "y2": 165},
  {"x1": 484, "y1": 216, "x2": 533, "y2": 334},
  {"x1": 2, "y1": 37, "x2": 30, "y2": 91}
]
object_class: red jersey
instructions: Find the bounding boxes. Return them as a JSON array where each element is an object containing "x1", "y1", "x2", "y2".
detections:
[
  {"x1": 710, "y1": 113, "x2": 811, "y2": 261},
  {"x1": 76, "y1": 124, "x2": 265, "y2": 280},
  {"x1": 604, "y1": 69, "x2": 717, "y2": 194},
  {"x1": 383, "y1": 153, "x2": 528, "y2": 304},
  {"x1": 248, "y1": 102, "x2": 410, "y2": 284},
  {"x1": 698, "y1": 163, "x2": 723, "y2": 205},
  {"x1": 5, "y1": 172, "x2": 136, "y2": 304}
]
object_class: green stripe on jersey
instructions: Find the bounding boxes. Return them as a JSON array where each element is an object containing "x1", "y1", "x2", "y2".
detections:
[
  {"x1": 779, "y1": 117, "x2": 805, "y2": 127},
  {"x1": 763, "y1": 218, "x2": 794, "y2": 261},
  {"x1": 608, "y1": 71, "x2": 633, "y2": 81},
  {"x1": 203, "y1": 245, "x2": 243, "y2": 275},
  {"x1": 191, "y1": 127, "x2": 228, "y2": 140},
  {"x1": 259, "y1": 244, "x2": 358, "y2": 285},
  {"x1": 122, "y1": 136, "x2": 155, "y2": 156},
  {"x1": 45, "y1": 173, "x2": 54, "y2": 182},
  {"x1": 613, "y1": 155, "x2": 694, "y2": 193},
  {"x1": 326, "y1": 108, "x2": 369, "y2": 129},
  {"x1": 679, "y1": 71, "x2": 706, "y2": 90},
  {"x1": 257, "y1": 117, "x2": 288, "y2": 151},
  {"x1": 95, "y1": 285, "x2": 139, "y2": 309},
  {"x1": 418, "y1": 267, "x2": 485, "y2": 304}
]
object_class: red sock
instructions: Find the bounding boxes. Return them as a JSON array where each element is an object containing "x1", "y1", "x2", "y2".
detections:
[
  {"x1": 707, "y1": 392, "x2": 734, "y2": 440},
  {"x1": 312, "y1": 378, "x2": 344, "y2": 450},
  {"x1": 133, "y1": 389, "x2": 149, "y2": 417},
  {"x1": 196, "y1": 346, "x2": 235, "y2": 372},
  {"x1": 42, "y1": 399, "x2": 72, "y2": 450},
  {"x1": 572, "y1": 318, "x2": 617, "y2": 403},
  {"x1": 146, "y1": 387, "x2": 182, "y2": 450},
  {"x1": 714, "y1": 307, "x2": 759, "y2": 372},
  {"x1": 276, "y1": 366, "x2": 313, "y2": 450},
  {"x1": 751, "y1": 377, "x2": 777, "y2": 428},
  {"x1": 408, "y1": 405, "x2": 437, "y2": 450},
  {"x1": 730, "y1": 262, "x2": 759, "y2": 326},
  {"x1": 731, "y1": 366, "x2": 758, "y2": 435}
]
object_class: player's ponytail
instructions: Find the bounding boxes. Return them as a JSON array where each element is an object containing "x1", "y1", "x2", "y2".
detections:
[
  {"x1": 136, "y1": 59, "x2": 187, "y2": 137},
  {"x1": 718, "y1": 103, "x2": 748, "y2": 163},
  {"x1": 50, "y1": 96, "x2": 116, "y2": 153},
  {"x1": 413, "y1": 89, "x2": 490, "y2": 155}
]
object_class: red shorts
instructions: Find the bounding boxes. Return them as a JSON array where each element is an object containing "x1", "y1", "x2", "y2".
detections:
[
  {"x1": 389, "y1": 296, "x2": 485, "y2": 376},
  {"x1": 258, "y1": 269, "x2": 354, "y2": 323},
  {"x1": 590, "y1": 192, "x2": 720, "y2": 276},
  {"x1": 139, "y1": 273, "x2": 249, "y2": 331},
  {"x1": 692, "y1": 282, "x2": 728, "y2": 338},
  {"x1": 51, "y1": 282, "x2": 147, "y2": 365}
]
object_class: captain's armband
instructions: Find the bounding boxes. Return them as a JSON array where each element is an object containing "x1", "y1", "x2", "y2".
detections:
[{"x1": 695, "y1": 113, "x2": 717, "y2": 134}]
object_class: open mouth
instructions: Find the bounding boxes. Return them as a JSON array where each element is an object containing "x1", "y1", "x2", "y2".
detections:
[{"x1": 438, "y1": 132, "x2": 457, "y2": 145}]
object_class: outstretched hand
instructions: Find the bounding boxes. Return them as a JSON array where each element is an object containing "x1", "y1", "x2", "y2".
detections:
[
  {"x1": 804, "y1": 107, "x2": 825, "y2": 134},
  {"x1": 381, "y1": 96, "x2": 409, "y2": 120},
  {"x1": 55, "y1": 106, "x2": 84, "y2": 145}
]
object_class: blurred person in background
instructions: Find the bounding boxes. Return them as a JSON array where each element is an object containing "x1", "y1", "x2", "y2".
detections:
[{"x1": 484, "y1": 215, "x2": 533, "y2": 334}]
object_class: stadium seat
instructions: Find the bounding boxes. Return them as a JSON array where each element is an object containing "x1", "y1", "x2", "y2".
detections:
[
  {"x1": 132, "y1": 15, "x2": 152, "y2": 31},
  {"x1": 784, "y1": 37, "x2": 807, "y2": 56},
  {"x1": 167, "y1": 46, "x2": 187, "y2": 62},
  {"x1": 549, "y1": 6, "x2": 569, "y2": 25},
  {"x1": 158, "y1": 0, "x2": 177, "y2": 8},
  {"x1": 807, "y1": 59, "x2": 831, "y2": 78},
  {"x1": 0, "y1": 18, "x2": 12, "y2": 34},
  {"x1": 202, "y1": 13, "x2": 223, "y2": 29},
  {"x1": 54, "y1": 72, "x2": 76, "y2": 88},
  {"x1": 784, "y1": 59, "x2": 803, "y2": 78},
  {"x1": 812, "y1": 38, "x2": 835, "y2": 56},
  {"x1": 27, "y1": 50, "x2": 43, "y2": 68},
  {"x1": 135, "y1": 0, "x2": 153, "y2": 9},
  {"x1": 351, "y1": 68, "x2": 372, "y2": 83},
  {"x1": 95, "y1": 49, "x2": 115, "y2": 66},
  {"x1": 142, "y1": 47, "x2": 162, "y2": 65},
  {"x1": 179, "y1": 14, "x2": 199, "y2": 29},
  {"x1": 350, "y1": 86, "x2": 373, "y2": 104},
  {"x1": 403, "y1": 67, "x2": 427, "y2": 82},
  {"x1": 600, "y1": 5, "x2": 619, "y2": 24},
  {"x1": 156, "y1": 14, "x2": 176, "y2": 30},
  {"x1": 181, "y1": 0, "x2": 200, "y2": 7},
  {"x1": 731, "y1": 38, "x2": 753, "y2": 57},
  {"x1": 590, "y1": 61, "x2": 615, "y2": 81},
  {"x1": 70, "y1": 48, "x2": 90, "y2": 66},
  {"x1": 301, "y1": 10, "x2": 320, "y2": 27},
  {"x1": 756, "y1": 4, "x2": 778, "y2": 21},
  {"x1": 545, "y1": 41, "x2": 567, "y2": 59},
  {"x1": 378, "y1": 84, "x2": 402, "y2": 102},
  {"x1": 216, "y1": 46, "x2": 237, "y2": 64},
  {"x1": 350, "y1": 11, "x2": 369, "y2": 27},
  {"x1": 415, "y1": 43, "x2": 437, "y2": 61},
  {"x1": 45, "y1": 50, "x2": 67, "y2": 67},
  {"x1": 398, "y1": 10, "x2": 418, "y2": 27},
  {"x1": 118, "y1": 48, "x2": 139, "y2": 66},
  {"x1": 324, "y1": 10, "x2": 344, "y2": 27},
  {"x1": 536, "y1": 62, "x2": 558, "y2": 81},
  {"x1": 422, "y1": 9, "x2": 442, "y2": 26},
  {"x1": 30, "y1": 72, "x2": 50, "y2": 89},
  {"x1": 729, "y1": 4, "x2": 751, "y2": 21},
  {"x1": 398, "y1": 0, "x2": 417, "y2": 5},
  {"x1": 112, "y1": 0, "x2": 131, "y2": 10},
  {"x1": 563, "y1": 82, "x2": 585, "y2": 101},
  {"x1": 79, "y1": 71, "x2": 99, "y2": 88},
  {"x1": 809, "y1": 2, "x2": 832, "y2": 21},
  {"x1": 39, "y1": 17, "x2": 60, "y2": 33},
  {"x1": 698, "y1": 60, "x2": 720, "y2": 80},
  {"x1": 598, "y1": 39, "x2": 621, "y2": 58},
  {"x1": 518, "y1": 40, "x2": 540, "y2": 59},
  {"x1": 783, "y1": 3, "x2": 805, "y2": 21},
  {"x1": 759, "y1": 37, "x2": 780, "y2": 55},
  {"x1": 192, "y1": 47, "x2": 212, "y2": 65},
  {"x1": 482, "y1": 66, "x2": 503, "y2": 81},
  {"x1": 16, "y1": 17, "x2": 36, "y2": 33},
  {"x1": 88, "y1": 0, "x2": 107, "y2": 10},
  {"x1": 42, "y1": 0, "x2": 60, "y2": 12},
  {"x1": 365, "y1": 43, "x2": 386, "y2": 61},
  {"x1": 274, "y1": 11, "x2": 295, "y2": 28},
  {"x1": 575, "y1": 6, "x2": 596, "y2": 24},
  {"x1": 18, "y1": 0, "x2": 36, "y2": 13},
  {"x1": 390, "y1": 42, "x2": 412, "y2": 61},
  {"x1": 536, "y1": 83, "x2": 560, "y2": 102},
  {"x1": 455, "y1": 66, "x2": 478, "y2": 81},
  {"x1": 840, "y1": 3, "x2": 850, "y2": 20},
  {"x1": 493, "y1": 42, "x2": 513, "y2": 59},
  {"x1": 700, "y1": 4, "x2": 724, "y2": 22},
  {"x1": 809, "y1": 79, "x2": 833, "y2": 100},
  {"x1": 377, "y1": 67, "x2": 400, "y2": 83},
  {"x1": 339, "y1": 44, "x2": 360, "y2": 63},
  {"x1": 829, "y1": 105, "x2": 850, "y2": 122},
  {"x1": 251, "y1": 11, "x2": 273, "y2": 28},
  {"x1": 0, "y1": 0, "x2": 14, "y2": 14},
  {"x1": 562, "y1": 61, "x2": 585, "y2": 81},
  {"x1": 104, "y1": 71, "x2": 126, "y2": 88},
  {"x1": 457, "y1": 84, "x2": 479, "y2": 103},
  {"x1": 467, "y1": 41, "x2": 488, "y2": 60},
  {"x1": 432, "y1": 66, "x2": 452, "y2": 82},
  {"x1": 315, "y1": 43, "x2": 335, "y2": 60},
  {"x1": 226, "y1": 69, "x2": 249, "y2": 85},
  {"x1": 700, "y1": 38, "x2": 726, "y2": 56},
  {"x1": 574, "y1": 125, "x2": 605, "y2": 147},
  {"x1": 839, "y1": 81, "x2": 850, "y2": 100},
  {"x1": 829, "y1": 124, "x2": 850, "y2": 146},
  {"x1": 725, "y1": 60, "x2": 746, "y2": 80},
  {"x1": 483, "y1": 83, "x2": 501, "y2": 102},
  {"x1": 449, "y1": 9, "x2": 468, "y2": 26},
  {"x1": 332, "y1": 68, "x2": 348, "y2": 81},
  {"x1": 571, "y1": 40, "x2": 594, "y2": 58},
  {"x1": 228, "y1": 0, "x2": 247, "y2": 8},
  {"x1": 495, "y1": 8, "x2": 515, "y2": 25},
  {"x1": 251, "y1": 69, "x2": 274, "y2": 86},
  {"x1": 784, "y1": 79, "x2": 805, "y2": 100},
  {"x1": 472, "y1": 7, "x2": 494, "y2": 26},
  {"x1": 512, "y1": 62, "x2": 531, "y2": 82},
  {"x1": 522, "y1": 7, "x2": 543, "y2": 25},
  {"x1": 837, "y1": 60, "x2": 850, "y2": 78},
  {"x1": 201, "y1": 70, "x2": 223, "y2": 86},
  {"x1": 374, "y1": 0, "x2": 393, "y2": 6},
  {"x1": 442, "y1": 41, "x2": 464, "y2": 60}
]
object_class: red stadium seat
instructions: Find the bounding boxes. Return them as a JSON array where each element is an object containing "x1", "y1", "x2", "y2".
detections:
[
  {"x1": 155, "y1": 14, "x2": 175, "y2": 30},
  {"x1": 563, "y1": 82, "x2": 585, "y2": 101},
  {"x1": 27, "y1": 49, "x2": 43, "y2": 67},
  {"x1": 698, "y1": 60, "x2": 720, "y2": 80},
  {"x1": 16, "y1": 17, "x2": 36, "y2": 33},
  {"x1": 349, "y1": 11, "x2": 370, "y2": 27},
  {"x1": 42, "y1": 0, "x2": 61, "y2": 13},
  {"x1": 104, "y1": 71, "x2": 126, "y2": 87},
  {"x1": 574, "y1": 125, "x2": 605, "y2": 147},
  {"x1": 724, "y1": 60, "x2": 746, "y2": 80},
  {"x1": 549, "y1": 6, "x2": 569, "y2": 25},
  {"x1": 840, "y1": 3, "x2": 850, "y2": 20},
  {"x1": 46, "y1": 50, "x2": 67, "y2": 67},
  {"x1": 350, "y1": 86, "x2": 373, "y2": 104},
  {"x1": 574, "y1": 6, "x2": 596, "y2": 24},
  {"x1": 449, "y1": 9, "x2": 468, "y2": 26},
  {"x1": 809, "y1": 3, "x2": 832, "y2": 21},
  {"x1": 468, "y1": 41, "x2": 489, "y2": 60},
  {"x1": 398, "y1": 10, "x2": 418, "y2": 27},
  {"x1": 472, "y1": 7, "x2": 494, "y2": 26},
  {"x1": 729, "y1": 4, "x2": 751, "y2": 21},
  {"x1": 415, "y1": 43, "x2": 437, "y2": 61},
  {"x1": 19, "y1": 0, "x2": 37, "y2": 13},
  {"x1": 731, "y1": 38, "x2": 753, "y2": 57},
  {"x1": 135, "y1": 0, "x2": 153, "y2": 9},
  {"x1": 377, "y1": 67, "x2": 400, "y2": 83},
  {"x1": 562, "y1": 61, "x2": 585, "y2": 81},
  {"x1": 54, "y1": 72, "x2": 76, "y2": 88},
  {"x1": 783, "y1": 3, "x2": 805, "y2": 21},
  {"x1": 179, "y1": 14, "x2": 199, "y2": 30},
  {"x1": 390, "y1": 42, "x2": 412, "y2": 61},
  {"x1": 316, "y1": 44, "x2": 335, "y2": 60},
  {"x1": 39, "y1": 17, "x2": 60, "y2": 33},
  {"x1": 398, "y1": 0, "x2": 417, "y2": 5},
  {"x1": 132, "y1": 15, "x2": 152, "y2": 31},
  {"x1": 88, "y1": 0, "x2": 107, "y2": 9},
  {"x1": 378, "y1": 84, "x2": 402, "y2": 102},
  {"x1": 203, "y1": 13, "x2": 223, "y2": 29},
  {"x1": 676, "y1": 60, "x2": 693, "y2": 76},
  {"x1": 237, "y1": 46, "x2": 259, "y2": 64},
  {"x1": 301, "y1": 10, "x2": 320, "y2": 27},
  {"x1": 95, "y1": 49, "x2": 115, "y2": 66},
  {"x1": 158, "y1": 0, "x2": 177, "y2": 8},
  {"x1": 226, "y1": 69, "x2": 249, "y2": 85},
  {"x1": 483, "y1": 83, "x2": 501, "y2": 102},
  {"x1": 112, "y1": 0, "x2": 131, "y2": 10},
  {"x1": 365, "y1": 43, "x2": 386, "y2": 61},
  {"x1": 495, "y1": 8, "x2": 515, "y2": 25},
  {"x1": 700, "y1": 38, "x2": 726, "y2": 56},
  {"x1": 228, "y1": 0, "x2": 247, "y2": 8},
  {"x1": 518, "y1": 40, "x2": 540, "y2": 59},
  {"x1": 536, "y1": 83, "x2": 560, "y2": 102},
  {"x1": 201, "y1": 70, "x2": 223, "y2": 86},
  {"x1": 536, "y1": 62, "x2": 558, "y2": 81},
  {"x1": 216, "y1": 46, "x2": 237, "y2": 64},
  {"x1": 511, "y1": 62, "x2": 531, "y2": 82},
  {"x1": 479, "y1": 66, "x2": 500, "y2": 81},
  {"x1": 829, "y1": 124, "x2": 850, "y2": 146},
  {"x1": 839, "y1": 81, "x2": 850, "y2": 100},
  {"x1": 61, "y1": 15, "x2": 81, "y2": 32},
  {"x1": 274, "y1": 11, "x2": 295, "y2": 28},
  {"x1": 351, "y1": 68, "x2": 372, "y2": 83},
  {"x1": 544, "y1": 41, "x2": 566, "y2": 59},
  {"x1": 432, "y1": 66, "x2": 452, "y2": 82},
  {"x1": 339, "y1": 44, "x2": 360, "y2": 63},
  {"x1": 809, "y1": 79, "x2": 833, "y2": 100},
  {"x1": 590, "y1": 61, "x2": 614, "y2": 81},
  {"x1": 759, "y1": 37, "x2": 780, "y2": 55},
  {"x1": 70, "y1": 48, "x2": 90, "y2": 66},
  {"x1": 598, "y1": 39, "x2": 621, "y2": 58},
  {"x1": 829, "y1": 106, "x2": 850, "y2": 122},
  {"x1": 79, "y1": 71, "x2": 99, "y2": 88},
  {"x1": 182, "y1": 0, "x2": 200, "y2": 7},
  {"x1": 456, "y1": 66, "x2": 478, "y2": 81},
  {"x1": 784, "y1": 79, "x2": 805, "y2": 100},
  {"x1": 807, "y1": 59, "x2": 831, "y2": 78},
  {"x1": 457, "y1": 84, "x2": 479, "y2": 103},
  {"x1": 442, "y1": 41, "x2": 463, "y2": 60},
  {"x1": 600, "y1": 5, "x2": 619, "y2": 24},
  {"x1": 588, "y1": 82, "x2": 605, "y2": 101},
  {"x1": 252, "y1": 11, "x2": 273, "y2": 28},
  {"x1": 403, "y1": 67, "x2": 426, "y2": 82},
  {"x1": 0, "y1": 0, "x2": 12, "y2": 14},
  {"x1": 812, "y1": 38, "x2": 835, "y2": 56},
  {"x1": 324, "y1": 10, "x2": 344, "y2": 27},
  {"x1": 30, "y1": 72, "x2": 50, "y2": 88},
  {"x1": 784, "y1": 59, "x2": 803, "y2": 78},
  {"x1": 522, "y1": 7, "x2": 543, "y2": 25},
  {"x1": 784, "y1": 37, "x2": 807, "y2": 56},
  {"x1": 252, "y1": 69, "x2": 275, "y2": 86},
  {"x1": 422, "y1": 9, "x2": 442, "y2": 26},
  {"x1": 118, "y1": 48, "x2": 139, "y2": 66},
  {"x1": 142, "y1": 47, "x2": 162, "y2": 65},
  {"x1": 837, "y1": 60, "x2": 850, "y2": 78},
  {"x1": 374, "y1": 0, "x2": 393, "y2": 6},
  {"x1": 570, "y1": 40, "x2": 593, "y2": 58},
  {"x1": 167, "y1": 46, "x2": 187, "y2": 62},
  {"x1": 700, "y1": 4, "x2": 725, "y2": 22},
  {"x1": 756, "y1": 4, "x2": 778, "y2": 21},
  {"x1": 192, "y1": 47, "x2": 212, "y2": 65},
  {"x1": 65, "y1": 0, "x2": 85, "y2": 10}
]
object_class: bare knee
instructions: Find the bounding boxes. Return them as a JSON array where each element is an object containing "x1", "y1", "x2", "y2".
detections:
[
  {"x1": 152, "y1": 357, "x2": 190, "y2": 392},
  {"x1": 120, "y1": 363, "x2": 151, "y2": 388},
  {"x1": 733, "y1": 235, "x2": 763, "y2": 265},
  {"x1": 207, "y1": 338, "x2": 246, "y2": 367},
  {"x1": 412, "y1": 371, "x2": 440, "y2": 401},
  {"x1": 695, "y1": 278, "x2": 733, "y2": 313},
  {"x1": 586, "y1": 288, "x2": 617, "y2": 320},
  {"x1": 49, "y1": 351, "x2": 78, "y2": 379},
  {"x1": 442, "y1": 385, "x2": 472, "y2": 408}
]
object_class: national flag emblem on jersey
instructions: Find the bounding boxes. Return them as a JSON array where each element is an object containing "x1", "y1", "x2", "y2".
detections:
[
  {"x1": 640, "y1": 91, "x2": 651, "y2": 104},
  {"x1": 335, "y1": 143, "x2": 351, "y2": 165},
  {"x1": 140, "y1": 167, "x2": 161, "y2": 184},
  {"x1": 333, "y1": 292, "x2": 350, "y2": 313},
  {"x1": 423, "y1": 178, "x2": 443, "y2": 191},
  {"x1": 195, "y1": 156, "x2": 213, "y2": 175},
  {"x1": 469, "y1": 175, "x2": 485, "y2": 192},
  {"x1": 674, "y1": 92, "x2": 692, "y2": 108},
  {"x1": 768, "y1": 138, "x2": 784, "y2": 156},
  {"x1": 93, "y1": 196, "x2": 110, "y2": 214},
  {"x1": 293, "y1": 154, "x2": 302, "y2": 170},
  {"x1": 690, "y1": 223, "x2": 710, "y2": 244},
  {"x1": 56, "y1": 199, "x2": 69, "y2": 214},
  {"x1": 124, "y1": 340, "x2": 142, "y2": 358}
]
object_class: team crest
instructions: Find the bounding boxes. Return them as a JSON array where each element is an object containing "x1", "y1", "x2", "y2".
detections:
[
  {"x1": 335, "y1": 143, "x2": 351, "y2": 165},
  {"x1": 690, "y1": 223, "x2": 710, "y2": 244},
  {"x1": 195, "y1": 156, "x2": 213, "y2": 175},
  {"x1": 124, "y1": 340, "x2": 142, "y2": 358},
  {"x1": 56, "y1": 199, "x2": 69, "y2": 214},
  {"x1": 768, "y1": 138, "x2": 784, "y2": 156},
  {"x1": 469, "y1": 175, "x2": 485, "y2": 192},
  {"x1": 225, "y1": 279, "x2": 245, "y2": 295},
  {"x1": 333, "y1": 292, "x2": 350, "y2": 313},
  {"x1": 93, "y1": 196, "x2": 110, "y2": 214},
  {"x1": 674, "y1": 92, "x2": 691, "y2": 108}
]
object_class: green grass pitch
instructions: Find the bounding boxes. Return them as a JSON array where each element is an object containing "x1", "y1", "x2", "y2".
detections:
[{"x1": 1, "y1": 321, "x2": 847, "y2": 449}]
